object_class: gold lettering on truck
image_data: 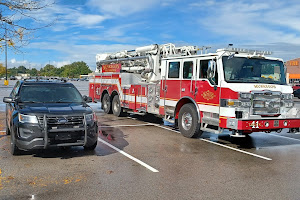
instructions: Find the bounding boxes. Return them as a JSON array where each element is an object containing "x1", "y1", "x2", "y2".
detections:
[{"x1": 254, "y1": 84, "x2": 276, "y2": 89}]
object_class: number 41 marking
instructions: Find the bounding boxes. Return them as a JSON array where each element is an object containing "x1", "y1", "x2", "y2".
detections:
[{"x1": 250, "y1": 121, "x2": 259, "y2": 128}]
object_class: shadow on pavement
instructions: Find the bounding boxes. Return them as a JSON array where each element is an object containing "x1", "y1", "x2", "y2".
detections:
[{"x1": 97, "y1": 122, "x2": 129, "y2": 156}]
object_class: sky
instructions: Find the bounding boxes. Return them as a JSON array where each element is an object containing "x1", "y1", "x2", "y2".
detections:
[{"x1": 2, "y1": 0, "x2": 300, "y2": 71}]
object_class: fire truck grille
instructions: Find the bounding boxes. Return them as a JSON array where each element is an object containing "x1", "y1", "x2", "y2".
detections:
[{"x1": 252, "y1": 91, "x2": 281, "y2": 115}]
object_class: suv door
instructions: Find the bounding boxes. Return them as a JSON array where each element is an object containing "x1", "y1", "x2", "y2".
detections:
[{"x1": 6, "y1": 81, "x2": 20, "y2": 131}]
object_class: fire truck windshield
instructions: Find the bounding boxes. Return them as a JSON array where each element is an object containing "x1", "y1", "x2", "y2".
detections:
[{"x1": 222, "y1": 56, "x2": 286, "y2": 85}]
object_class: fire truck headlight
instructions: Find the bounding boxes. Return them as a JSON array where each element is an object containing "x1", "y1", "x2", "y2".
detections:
[
  {"x1": 283, "y1": 101, "x2": 294, "y2": 108},
  {"x1": 221, "y1": 99, "x2": 240, "y2": 107},
  {"x1": 240, "y1": 101, "x2": 251, "y2": 108},
  {"x1": 240, "y1": 93, "x2": 252, "y2": 99},
  {"x1": 281, "y1": 93, "x2": 293, "y2": 100}
]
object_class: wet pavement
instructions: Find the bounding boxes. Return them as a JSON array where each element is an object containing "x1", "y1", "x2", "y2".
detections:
[{"x1": 0, "y1": 80, "x2": 299, "y2": 199}]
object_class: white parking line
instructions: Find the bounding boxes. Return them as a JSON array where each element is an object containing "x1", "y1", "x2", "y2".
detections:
[
  {"x1": 100, "y1": 124, "x2": 153, "y2": 128},
  {"x1": 98, "y1": 137, "x2": 159, "y2": 173},
  {"x1": 200, "y1": 139, "x2": 272, "y2": 161},
  {"x1": 266, "y1": 133, "x2": 300, "y2": 142},
  {"x1": 146, "y1": 123, "x2": 273, "y2": 161}
]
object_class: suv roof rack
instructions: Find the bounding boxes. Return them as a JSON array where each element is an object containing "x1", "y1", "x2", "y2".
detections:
[{"x1": 24, "y1": 78, "x2": 68, "y2": 83}]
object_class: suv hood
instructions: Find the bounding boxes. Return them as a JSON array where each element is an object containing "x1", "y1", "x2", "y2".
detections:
[{"x1": 19, "y1": 103, "x2": 93, "y2": 116}]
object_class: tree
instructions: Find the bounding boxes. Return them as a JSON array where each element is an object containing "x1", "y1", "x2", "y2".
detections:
[
  {"x1": 0, "y1": 63, "x2": 6, "y2": 77},
  {"x1": 39, "y1": 64, "x2": 56, "y2": 77},
  {"x1": 61, "y1": 61, "x2": 92, "y2": 78},
  {"x1": 0, "y1": 0, "x2": 54, "y2": 51},
  {"x1": 17, "y1": 65, "x2": 26, "y2": 73}
]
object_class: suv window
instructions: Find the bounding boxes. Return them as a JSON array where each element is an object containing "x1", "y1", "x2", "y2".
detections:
[
  {"x1": 19, "y1": 85, "x2": 83, "y2": 103},
  {"x1": 10, "y1": 81, "x2": 20, "y2": 98}
]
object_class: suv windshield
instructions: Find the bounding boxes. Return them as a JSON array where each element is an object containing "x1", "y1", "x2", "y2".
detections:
[
  {"x1": 222, "y1": 56, "x2": 286, "y2": 85},
  {"x1": 19, "y1": 85, "x2": 83, "y2": 103}
]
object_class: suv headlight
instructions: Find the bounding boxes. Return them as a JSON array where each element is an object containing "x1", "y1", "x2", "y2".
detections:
[
  {"x1": 19, "y1": 113, "x2": 38, "y2": 123},
  {"x1": 86, "y1": 112, "x2": 97, "y2": 122}
]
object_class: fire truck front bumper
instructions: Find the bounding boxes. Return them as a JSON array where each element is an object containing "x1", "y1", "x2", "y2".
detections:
[{"x1": 225, "y1": 118, "x2": 300, "y2": 133}]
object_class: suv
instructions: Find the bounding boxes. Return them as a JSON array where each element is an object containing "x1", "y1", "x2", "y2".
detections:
[{"x1": 3, "y1": 80, "x2": 98, "y2": 155}]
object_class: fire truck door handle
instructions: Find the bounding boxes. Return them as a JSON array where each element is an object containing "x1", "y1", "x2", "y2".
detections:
[
  {"x1": 195, "y1": 87, "x2": 198, "y2": 95},
  {"x1": 164, "y1": 85, "x2": 168, "y2": 91}
]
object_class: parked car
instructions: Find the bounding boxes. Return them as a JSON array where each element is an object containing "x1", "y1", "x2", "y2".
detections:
[
  {"x1": 10, "y1": 76, "x2": 16, "y2": 80},
  {"x1": 292, "y1": 84, "x2": 300, "y2": 91},
  {"x1": 293, "y1": 88, "x2": 300, "y2": 99},
  {"x1": 3, "y1": 79, "x2": 98, "y2": 155}
]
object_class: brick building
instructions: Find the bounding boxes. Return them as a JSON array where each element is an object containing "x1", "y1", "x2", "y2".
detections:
[{"x1": 285, "y1": 58, "x2": 300, "y2": 84}]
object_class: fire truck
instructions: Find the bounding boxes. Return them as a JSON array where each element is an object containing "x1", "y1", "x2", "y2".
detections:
[{"x1": 89, "y1": 43, "x2": 300, "y2": 137}]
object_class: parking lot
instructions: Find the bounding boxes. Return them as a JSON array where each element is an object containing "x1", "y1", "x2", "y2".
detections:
[{"x1": 0, "y1": 81, "x2": 300, "y2": 199}]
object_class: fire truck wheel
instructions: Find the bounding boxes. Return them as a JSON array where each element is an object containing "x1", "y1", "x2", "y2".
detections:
[
  {"x1": 112, "y1": 95, "x2": 125, "y2": 117},
  {"x1": 178, "y1": 103, "x2": 202, "y2": 138},
  {"x1": 102, "y1": 93, "x2": 112, "y2": 114}
]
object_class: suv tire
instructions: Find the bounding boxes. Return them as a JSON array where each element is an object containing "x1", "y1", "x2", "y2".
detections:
[
  {"x1": 6, "y1": 120, "x2": 10, "y2": 135},
  {"x1": 10, "y1": 129, "x2": 21, "y2": 155},
  {"x1": 84, "y1": 141, "x2": 97, "y2": 150}
]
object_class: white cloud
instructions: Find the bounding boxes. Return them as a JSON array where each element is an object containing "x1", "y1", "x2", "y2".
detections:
[
  {"x1": 76, "y1": 14, "x2": 106, "y2": 26},
  {"x1": 27, "y1": 41, "x2": 138, "y2": 70},
  {"x1": 27, "y1": 2, "x2": 108, "y2": 31},
  {"x1": 190, "y1": 0, "x2": 300, "y2": 45},
  {"x1": 87, "y1": 0, "x2": 159, "y2": 16}
]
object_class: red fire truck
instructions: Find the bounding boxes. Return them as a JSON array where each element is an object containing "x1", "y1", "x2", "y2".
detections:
[{"x1": 89, "y1": 43, "x2": 300, "y2": 137}]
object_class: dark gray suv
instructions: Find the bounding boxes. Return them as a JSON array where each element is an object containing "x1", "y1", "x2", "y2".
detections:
[{"x1": 3, "y1": 80, "x2": 98, "y2": 155}]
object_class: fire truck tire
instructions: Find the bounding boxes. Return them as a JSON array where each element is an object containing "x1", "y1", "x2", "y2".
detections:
[
  {"x1": 178, "y1": 103, "x2": 202, "y2": 138},
  {"x1": 112, "y1": 95, "x2": 124, "y2": 117},
  {"x1": 102, "y1": 93, "x2": 112, "y2": 114}
]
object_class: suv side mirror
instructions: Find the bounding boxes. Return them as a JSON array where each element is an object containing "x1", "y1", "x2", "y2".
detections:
[
  {"x1": 83, "y1": 95, "x2": 92, "y2": 103},
  {"x1": 207, "y1": 60, "x2": 216, "y2": 80},
  {"x1": 3, "y1": 97, "x2": 14, "y2": 103}
]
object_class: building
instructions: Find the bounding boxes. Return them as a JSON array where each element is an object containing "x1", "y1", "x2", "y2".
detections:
[{"x1": 285, "y1": 58, "x2": 300, "y2": 84}]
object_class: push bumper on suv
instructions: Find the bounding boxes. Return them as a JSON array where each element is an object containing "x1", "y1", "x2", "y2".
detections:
[{"x1": 16, "y1": 114, "x2": 98, "y2": 150}]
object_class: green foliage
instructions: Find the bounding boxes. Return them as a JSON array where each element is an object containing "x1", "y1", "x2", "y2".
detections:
[
  {"x1": 0, "y1": 63, "x2": 6, "y2": 76},
  {"x1": 5, "y1": 61, "x2": 92, "y2": 78}
]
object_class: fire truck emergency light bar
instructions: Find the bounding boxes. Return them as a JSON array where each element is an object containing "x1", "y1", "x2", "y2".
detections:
[{"x1": 226, "y1": 47, "x2": 273, "y2": 55}]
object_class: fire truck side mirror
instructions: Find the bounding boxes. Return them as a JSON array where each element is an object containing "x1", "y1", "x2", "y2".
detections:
[{"x1": 207, "y1": 60, "x2": 216, "y2": 80}]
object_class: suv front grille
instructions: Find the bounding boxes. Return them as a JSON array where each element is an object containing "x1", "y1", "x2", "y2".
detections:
[{"x1": 38, "y1": 115, "x2": 84, "y2": 128}]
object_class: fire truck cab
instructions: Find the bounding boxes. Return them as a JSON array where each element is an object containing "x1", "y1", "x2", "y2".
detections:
[{"x1": 89, "y1": 43, "x2": 300, "y2": 138}]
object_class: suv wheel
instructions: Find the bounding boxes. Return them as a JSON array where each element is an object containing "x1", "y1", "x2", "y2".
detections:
[
  {"x1": 10, "y1": 129, "x2": 21, "y2": 155},
  {"x1": 6, "y1": 119, "x2": 10, "y2": 135},
  {"x1": 84, "y1": 141, "x2": 97, "y2": 150}
]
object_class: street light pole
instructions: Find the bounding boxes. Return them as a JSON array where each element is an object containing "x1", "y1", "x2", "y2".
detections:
[{"x1": 4, "y1": 23, "x2": 9, "y2": 86}]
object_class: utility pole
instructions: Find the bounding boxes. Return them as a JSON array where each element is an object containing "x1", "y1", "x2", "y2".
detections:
[{"x1": 4, "y1": 22, "x2": 8, "y2": 86}]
